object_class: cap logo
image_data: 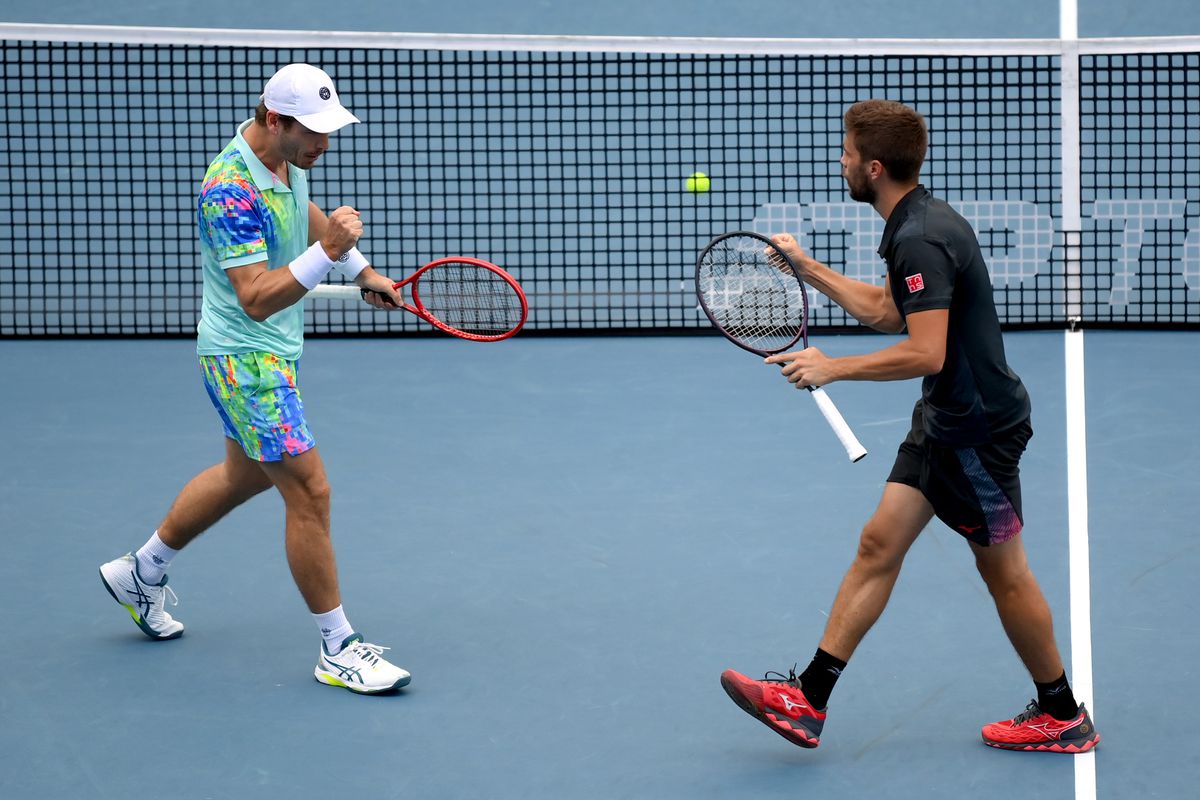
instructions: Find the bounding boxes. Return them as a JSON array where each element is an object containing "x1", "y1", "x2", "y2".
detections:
[{"x1": 319, "y1": 87, "x2": 331, "y2": 100}]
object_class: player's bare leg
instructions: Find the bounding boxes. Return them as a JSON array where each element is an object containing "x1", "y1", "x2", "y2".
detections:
[
  {"x1": 719, "y1": 482, "x2": 934, "y2": 747},
  {"x1": 258, "y1": 447, "x2": 410, "y2": 693},
  {"x1": 818, "y1": 482, "x2": 934, "y2": 660},
  {"x1": 971, "y1": 536, "x2": 1063, "y2": 682},
  {"x1": 99, "y1": 439, "x2": 273, "y2": 640},
  {"x1": 157, "y1": 438, "x2": 275, "y2": 549},
  {"x1": 258, "y1": 447, "x2": 340, "y2": 614},
  {"x1": 973, "y1": 527, "x2": 1098, "y2": 752}
]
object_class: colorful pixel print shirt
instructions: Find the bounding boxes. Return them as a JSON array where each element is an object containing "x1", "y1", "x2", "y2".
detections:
[{"x1": 196, "y1": 119, "x2": 311, "y2": 360}]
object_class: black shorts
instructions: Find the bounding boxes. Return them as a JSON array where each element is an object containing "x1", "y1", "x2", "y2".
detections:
[{"x1": 887, "y1": 403, "x2": 1032, "y2": 547}]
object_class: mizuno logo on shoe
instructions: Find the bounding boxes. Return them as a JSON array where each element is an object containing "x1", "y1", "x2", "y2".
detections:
[
  {"x1": 1025, "y1": 718, "x2": 1081, "y2": 739},
  {"x1": 780, "y1": 695, "x2": 808, "y2": 713}
]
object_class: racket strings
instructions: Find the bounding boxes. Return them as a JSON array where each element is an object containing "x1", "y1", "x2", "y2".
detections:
[
  {"x1": 697, "y1": 239, "x2": 806, "y2": 353},
  {"x1": 416, "y1": 265, "x2": 525, "y2": 336}
]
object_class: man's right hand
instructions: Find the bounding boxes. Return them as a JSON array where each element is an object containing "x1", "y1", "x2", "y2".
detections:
[
  {"x1": 320, "y1": 206, "x2": 363, "y2": 260},
  {"x1": 769, "y1": 233, "x2": 814, "y2": 277}
]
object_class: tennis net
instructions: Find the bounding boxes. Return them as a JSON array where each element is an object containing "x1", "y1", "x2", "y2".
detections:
[{"x1": 1, "y1": 24, "x2": 1198, "y2": 336}]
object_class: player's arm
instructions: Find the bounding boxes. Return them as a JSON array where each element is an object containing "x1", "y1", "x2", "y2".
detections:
[
  {"x1": 770, "y1": 233, "x2": 903, "y2": 333},
  {"x1": 225, "y1": 259, "x2": 308, "y2": 321},
  {"x1": 226, "y1": 205, "x2": 363, "y2": 321},
  {"x1": 767, "y1": 308, "x2": 947, "y2": 387},
  {"x1": 307, "y1": 201, "x2": 403, "y2": 309}
]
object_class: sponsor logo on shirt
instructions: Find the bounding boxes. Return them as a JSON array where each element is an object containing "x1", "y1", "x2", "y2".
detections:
[{"x1": 905, "y1": 273, "x2": 925, "y2": 293}]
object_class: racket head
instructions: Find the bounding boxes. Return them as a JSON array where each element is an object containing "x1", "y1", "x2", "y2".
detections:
[
  {"x1": 401, "y1": 257, "x2": 528, "y2": 342},
  {"x1": 695, "y1": 231, "x2": 810, "y2": 356}
]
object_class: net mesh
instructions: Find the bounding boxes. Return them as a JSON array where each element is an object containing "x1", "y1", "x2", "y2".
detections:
[
  {"x1": 1, "y1": 30, "x2": 1198, "y2": 337},
  {"x1": 1079, "y1": 52, "x2": 1200, "y2": 325}
]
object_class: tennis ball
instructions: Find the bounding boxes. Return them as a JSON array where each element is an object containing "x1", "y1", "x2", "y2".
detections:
[{"x1": 685, "y1": 171, "x2": 711, "y2": 193}]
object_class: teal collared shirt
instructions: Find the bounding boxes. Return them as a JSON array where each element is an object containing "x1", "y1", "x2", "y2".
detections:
[{"x1": 196, "y1": 119, "x2": 311, "y2": 360}]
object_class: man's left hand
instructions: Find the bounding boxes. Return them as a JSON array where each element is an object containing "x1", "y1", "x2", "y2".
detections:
[
  {"x1": 765, "y1": 347, "x2": 836, "y2": 388},
  {"x1": 355, "y1": 271, "x2": 406, "y2": 310}
]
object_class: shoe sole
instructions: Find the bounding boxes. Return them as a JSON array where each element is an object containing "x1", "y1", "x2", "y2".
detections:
[
  {"x1": 983, "y1": 734, "x2": 1100, "y2": 753},
  {"x1": 720, "y1": 673, "x2": 820, "y2": 749},
  {"x1": 314, "y1": 669, "x2": 411, "y2": 694},
  {"x1": 99, "y1": 567, "x2": 183, "y2": 641}
]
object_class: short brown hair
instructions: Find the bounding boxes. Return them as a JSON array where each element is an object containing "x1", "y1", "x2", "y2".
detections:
[
  {"x1": 254, "y1": 101, "x2": 297, "y2": 127},
  {"x1": 843, "y1": 100, "x2": 927, "y2": 182}
]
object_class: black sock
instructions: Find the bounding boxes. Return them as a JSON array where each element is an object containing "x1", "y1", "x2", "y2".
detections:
[
  {"x1": 1035, "y1": 672, "x2": 1079, "y2": 720},
  {"x1": 798, "y1": 648, "x2": 847, "y2": 710}
]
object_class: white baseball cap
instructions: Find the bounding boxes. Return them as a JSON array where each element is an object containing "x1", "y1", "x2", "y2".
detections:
[{"x1": 261, "y1": 63, "x2": 360, "y2": 134}]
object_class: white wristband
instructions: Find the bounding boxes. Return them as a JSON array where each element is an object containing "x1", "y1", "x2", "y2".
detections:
[
  {"x1": 335, "y1": 247, "x2": 370, "y2": 280},
  {"x1": 288, "y1": 242, "x2": 336, "y2": 290}
]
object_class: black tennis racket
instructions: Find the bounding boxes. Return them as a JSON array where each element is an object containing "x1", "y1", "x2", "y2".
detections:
[{"x1": 696, "y1": 230, "x2": 868, "y2": 462}]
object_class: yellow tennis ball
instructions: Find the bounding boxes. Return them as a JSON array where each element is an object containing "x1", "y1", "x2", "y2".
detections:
[{"x1": 685, "y1": 171, "x2": 711, "y2": 193}]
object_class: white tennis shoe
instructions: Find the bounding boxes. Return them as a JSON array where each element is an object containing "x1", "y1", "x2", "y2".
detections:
[
  {"x1": 315, "y1": 635, "x2": 411, "y2": 694},
  {"x1": 99, "y1": 553, "x2": 185, "y2": 640}
]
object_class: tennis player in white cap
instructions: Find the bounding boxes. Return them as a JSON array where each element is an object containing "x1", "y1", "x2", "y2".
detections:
[{"x1": 100, "y1": 64, "x2": 412, "y2": 694}]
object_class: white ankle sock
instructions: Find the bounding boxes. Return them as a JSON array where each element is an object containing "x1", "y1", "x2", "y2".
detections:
[
  {"x1": 313, "y1": 606, "x2": 354, "y2": 654},
  {"x1": 135, "y1": 531, "x2": 179, "y2": 585}
]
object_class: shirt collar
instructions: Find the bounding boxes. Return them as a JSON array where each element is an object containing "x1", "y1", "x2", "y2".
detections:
[
  {"x1": 877, "y1": 184, "x2": 927, "y2": 258},
  {"x1": 233, "y1": 119, "x2": 295, "y2": 194}
]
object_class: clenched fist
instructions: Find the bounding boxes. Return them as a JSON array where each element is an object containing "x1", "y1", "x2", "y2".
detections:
[{"x1": 320, "y1": 206, "x2": 363, "y2": 261}]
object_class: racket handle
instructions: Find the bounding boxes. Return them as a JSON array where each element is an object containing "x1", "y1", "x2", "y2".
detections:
[
  {"x1": 307, "y1": 284, "x2": 363, "y2": 300},
  {"x1": 807, "y1": 386, "x2": 868, "y2": 463}
]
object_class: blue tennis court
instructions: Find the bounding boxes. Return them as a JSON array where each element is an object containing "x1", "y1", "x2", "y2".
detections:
[
  {"x1": 1, "y1": 0, "x2": 1199, "y2": 798},
  {"x1": 1, "y1": 330, "x2": 1196, "y2": 798}
]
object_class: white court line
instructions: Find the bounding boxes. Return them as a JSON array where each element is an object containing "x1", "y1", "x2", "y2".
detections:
[
  {"x1": 1061, "y1": 0, "x2": 1078, "y2": 40},
  {"x1": 1065, "y1": 330, "x2": 1097, "y2": 797},
  {"x1": 1060, "y1": 0, "x2": 1096, "y2": 789}
]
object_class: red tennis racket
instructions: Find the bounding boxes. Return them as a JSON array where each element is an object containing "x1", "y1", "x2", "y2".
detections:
[{"x1": 308, "y1": 256, "x2": 528, "y2": 342}]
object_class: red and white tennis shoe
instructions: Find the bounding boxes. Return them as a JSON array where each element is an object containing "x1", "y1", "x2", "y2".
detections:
[
  {"x1": 981, "y1": 699, "x2": 1100, "y2": 753},
  {"x1": 720, "y1": 668, "x2": 827, "y2": 748}
]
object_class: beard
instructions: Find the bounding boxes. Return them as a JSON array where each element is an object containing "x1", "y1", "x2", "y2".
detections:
[
  {"x1": 287, "y1": 148, "x2": 321, "y2": 169},
  {"x1": 844, "y1": 167, "x2": 876, "y2": 204},
  {"x1": 279, "y1": 135, "x2": 322, "y2": 170}
]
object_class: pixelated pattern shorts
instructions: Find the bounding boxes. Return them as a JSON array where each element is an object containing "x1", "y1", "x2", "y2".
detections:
[{"x1": 199, "y1": 352, "x2": 316, "y2": 462}]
